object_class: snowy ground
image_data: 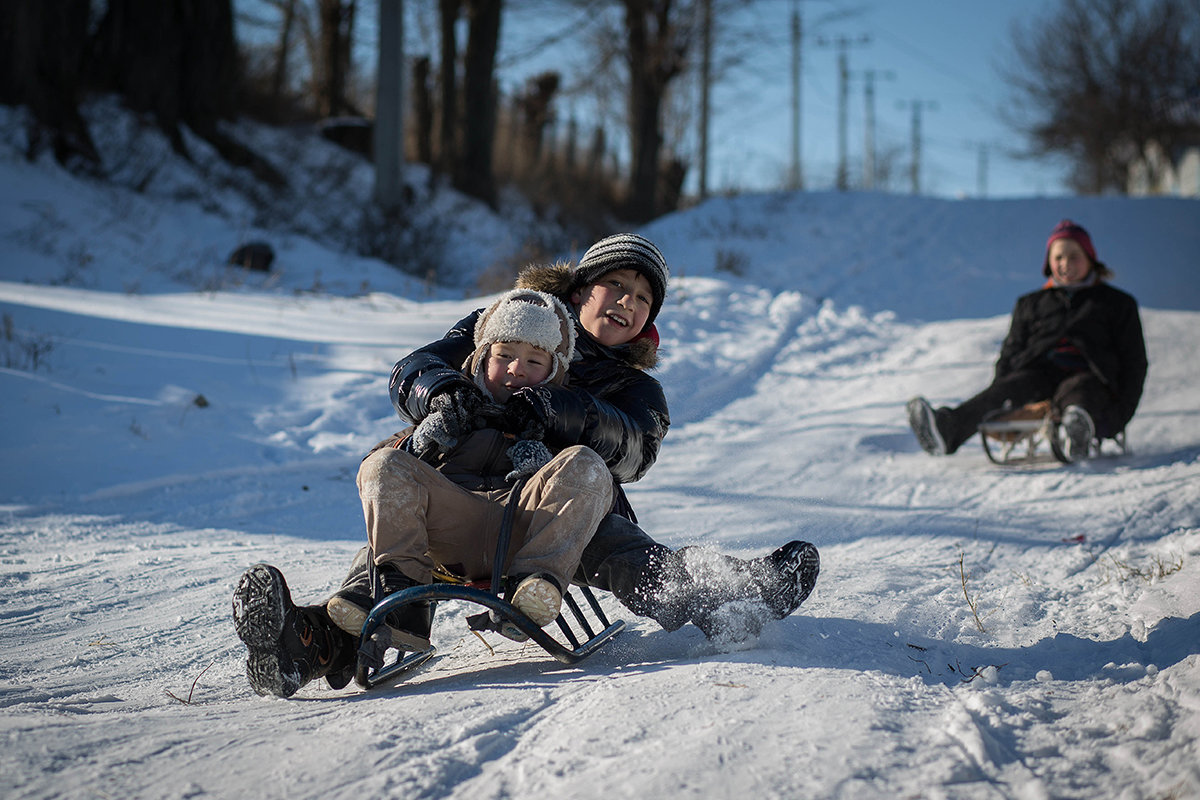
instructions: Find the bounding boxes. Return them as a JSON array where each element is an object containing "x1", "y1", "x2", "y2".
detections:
[{"x1": 2, "y1": 105, "x2": 1199, "y2": 799}]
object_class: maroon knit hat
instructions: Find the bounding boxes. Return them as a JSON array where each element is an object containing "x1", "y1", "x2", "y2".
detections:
[{"x1": 1043, "y1": 219, "x2": 1097, "y2": 276}]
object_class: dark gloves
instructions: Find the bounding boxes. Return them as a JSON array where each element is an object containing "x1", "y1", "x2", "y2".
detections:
[
  {"x1": 498, "y1": 387, "x2": 552, "y2": 441},
  {"x1": 410, "y1": 386, "x2": 484, "y2": 459}
]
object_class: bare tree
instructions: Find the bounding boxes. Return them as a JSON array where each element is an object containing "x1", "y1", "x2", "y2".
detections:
[
  {"x1": 93, "y1": 0, "x2": 241, "y2": 154},
  {"x1": 621, "y1": 0, "x2": 694, "y2": 221},
  {"x1": 437, "y1": 0, "x2": 460, "y2": 178},
  {"x1": 1001, "y1": 0, "x2": 1200, "y2": 194},
  {"x1": 413, "y1": 56, "x2": 435, "y2": 164},
  {"x1": 515, "y1": 72, "x2": 562, "y2": 169},
  {"x1": 457, "y1": 0, "x2": 502, "y2": 206},
  {"x1": 0, "y1": 0, "x2": 98, "y2": 165},
  {"x1": 270, "y1": 0, "x2": 299, "y2": 105},
  {"x1": 315, "y1": 0, "x2": 358, "y2": 117}
]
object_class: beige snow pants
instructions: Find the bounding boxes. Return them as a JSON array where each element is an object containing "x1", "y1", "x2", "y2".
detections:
[{"x1": 356, "y1": 444, "x2": 614, "y2": 591}]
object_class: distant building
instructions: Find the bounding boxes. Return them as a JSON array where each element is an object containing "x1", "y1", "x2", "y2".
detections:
[{"x1": 1128, "y1": 141, "x2": 1199, "y2": 197}]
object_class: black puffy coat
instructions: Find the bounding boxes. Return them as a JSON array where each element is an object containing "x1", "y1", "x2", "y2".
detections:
[
  {"x1": 388, "y1": 266, "x2": 669, "y2": 485},
  {"x1": 995, "y1": 281, "x2": 1148, "y2": 429}
]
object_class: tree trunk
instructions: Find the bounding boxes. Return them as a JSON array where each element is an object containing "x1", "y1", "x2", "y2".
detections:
[
  {"x1": 271, "y1": 0, "x2": 297, "y2": 104},
  {"x1": 621, "y1": 0, "x2": 686, "y2": 222},
  {"x1": 437, "y1": 0, "x2": 460, "y2": 178},
  {"x1": 456, "y1": 0, "x2": 501, "y2": 207},
  {"x1": 0, "y1": 0, "x2": 98, "y2": 165},
  {"x1": 316, "y1": 0, "x2": 355, "y2": 117},
  {"x1": 413, "y1": 56, "x2": 435, "y2": 165},
  {"x1": 94, "y1": 0, "x2": 239, "y2": 152},
  {"x1": 374, "y1": 0, "x2": 405, "y2": 209}
]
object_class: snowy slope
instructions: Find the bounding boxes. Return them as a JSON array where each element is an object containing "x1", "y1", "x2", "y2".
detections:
[{"x1": 2, "y1": 106, "x2": 1199, "y2": 800}]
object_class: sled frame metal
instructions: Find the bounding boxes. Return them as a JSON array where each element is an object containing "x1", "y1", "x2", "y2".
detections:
[
  {"x1": 352, "y1": 470, "x2": 624, "y2": 690},
  {"x1": 353, "y1": 582, "x2": 625, "y2": 690},
  {"x1": 978, "y1": 403, "x2": 1129, "y2": 466}
]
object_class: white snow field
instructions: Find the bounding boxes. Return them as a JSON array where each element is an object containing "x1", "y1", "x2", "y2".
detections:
[{"x1": 2, "y1": 103, "x2": 1198, "y2": 799}]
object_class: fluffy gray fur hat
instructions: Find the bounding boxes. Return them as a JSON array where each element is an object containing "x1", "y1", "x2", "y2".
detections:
[{"x1": 464, "y1": 289, "x2": 576, "y2": 394}]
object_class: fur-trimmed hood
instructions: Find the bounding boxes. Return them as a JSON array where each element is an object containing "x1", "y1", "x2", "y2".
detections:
[{"x1": 516, "y1": 261, "x2": 660, "y2": 371}]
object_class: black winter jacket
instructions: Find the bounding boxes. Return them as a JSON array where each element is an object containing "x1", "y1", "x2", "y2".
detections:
[
  {"x1": 995, "y1": 281, "x2": 1148, "y2": 429},
  {"x1": 388, "y1": 267, "x2": 669, "y2": 485}
]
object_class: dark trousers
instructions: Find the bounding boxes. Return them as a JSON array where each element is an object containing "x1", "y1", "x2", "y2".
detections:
[
  {"x1": 941, "y1": 367, "x2": 1122, "y2": 453},
  {"x1": 573, "y1": 513, "x2": 691, "y2": 630}
]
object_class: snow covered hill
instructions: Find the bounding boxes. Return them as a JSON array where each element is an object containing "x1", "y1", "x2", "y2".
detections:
[{"x1": 2, "y1": 106, "x2": 1198, "y2": 799}]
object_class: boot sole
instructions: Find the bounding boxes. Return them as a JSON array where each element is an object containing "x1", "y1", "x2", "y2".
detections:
[
  {"x1": 907, "y1": 397, "x2": 947, "y2": 456},
  {"x1": 767, "y1": 542, "x2": 821, "y2": 617},
  {"x1": 510, "y1": 578, "x2": 562, "y2": 628},
  {"x1": 233, "y1": 564, "x2": 286, "y2": 649},
  {"x1": 232, "y1": 564, "x2": 302, "y2": 698}
]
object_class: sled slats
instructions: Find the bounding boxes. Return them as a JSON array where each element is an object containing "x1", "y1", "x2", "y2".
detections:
[
  {"x1": 563, "y1": 591, "x2": 597, "y2": 641},
  {"x1": 354, "y1": 583, "x2": 624, "y2": 690}
]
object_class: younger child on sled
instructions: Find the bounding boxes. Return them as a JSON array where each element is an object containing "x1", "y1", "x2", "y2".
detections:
[
  {"x1": 907, "y1": 219, "x2": 1148, "y2": 463},
  {"x1": 234, "y1": 288, "x2": 607, "y2": 696},
  {"x1": 334, "y1": 288, "x2": 608, "y2": 649}
]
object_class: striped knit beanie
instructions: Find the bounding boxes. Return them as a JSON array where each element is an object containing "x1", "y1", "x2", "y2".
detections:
[{"x1": 571, "y1": 233, "x2": 669, "y2": 329}]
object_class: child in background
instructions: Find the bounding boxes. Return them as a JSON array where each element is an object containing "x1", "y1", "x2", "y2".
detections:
[{"x1": 908, "y1": 219, "x2": 1148, "y2": 460}]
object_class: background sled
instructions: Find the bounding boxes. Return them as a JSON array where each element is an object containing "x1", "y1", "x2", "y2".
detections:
[{"x1": 978, "y1": 400, "x2": 1128, "y2": 466}]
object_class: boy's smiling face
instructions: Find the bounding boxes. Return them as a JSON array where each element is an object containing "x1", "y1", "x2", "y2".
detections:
[
  {"x1": 571, "y1": 268, "x2": 653, "y2": 347},
  {"x1": 484, "y1": 340, "x2": 553, "y2": 401}
]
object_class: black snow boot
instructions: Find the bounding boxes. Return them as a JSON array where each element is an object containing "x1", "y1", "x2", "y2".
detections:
[
  {"x1": 907, "y1": 396, "x2": 949, "y2": 455},
  {"x1": 232, "y1": 564, "x2": 353, "y2": 698},
  {"x1": 751, "y1": 540, "x2": 820, "y2": 618},
  {"x1": 326, "y1": 558, "x2": 432, "y2": 653},
  {"x1": 683, "y1": 541, "x2": 820, "y2": 644}
]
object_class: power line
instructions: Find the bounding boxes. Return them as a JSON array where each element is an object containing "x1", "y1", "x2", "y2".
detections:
[{"x1": 854, "y1": 68, "x2": 895, "y2": 190}]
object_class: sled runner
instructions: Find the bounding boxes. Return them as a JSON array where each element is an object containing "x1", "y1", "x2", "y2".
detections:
[
  {"x1": 353, "y1": 580, "x2": 625, "y2": 689},
  {"x1": 353, "y1": 476, "x2": 624, "y2": 690},
  {"x1": 977, "y1": 400, "x2": 1128, "y2": 466}
]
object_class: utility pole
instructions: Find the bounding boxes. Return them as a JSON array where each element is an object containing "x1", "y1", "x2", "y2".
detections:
[
  {"x1": 859, "y1": 68, "x2": 894, "y2": 190},
  {"x1": 698, "y1": 0, "x2": 712, "y2": 199},
  {"x1": 789, "y1": 0, "x2": 802, "y2": 190},
  {"x1": 374, "y1": 0, "x2": 405, "y2": 210},
  {"x1": 976, "y1": 142, "x2": 989, "y2": 198},
  {"x1": 899, "y1": 99, "x2": 936, "y2": 195},
  {"x1": 818, "y1": 34, "x2": 869, "y2": 191}
]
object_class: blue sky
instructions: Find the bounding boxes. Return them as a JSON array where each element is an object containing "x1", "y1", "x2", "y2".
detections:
[{"x1": 490, "y1": 0, "x2": 1072, "y2": 200}]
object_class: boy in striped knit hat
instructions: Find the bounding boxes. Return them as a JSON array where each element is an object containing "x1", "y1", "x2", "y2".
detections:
[{"x1": 234, "y1": 234, "x2": 821, "y2": 697}]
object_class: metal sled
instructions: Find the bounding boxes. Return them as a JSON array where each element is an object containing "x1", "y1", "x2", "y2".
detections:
[
  {"x1": 352, "y1": 475, "x2": 624, "y2": 690},
  {"x1": 978, "y1": 400, "x2": 1128, "y2": 466},
  {"x1": 353, "y1": 581, "x2": 625, "y2": 689}
]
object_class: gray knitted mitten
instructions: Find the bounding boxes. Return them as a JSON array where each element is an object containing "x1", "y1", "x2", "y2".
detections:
[
  {"x1": 411, "y1": 410, "x2": 456, "y2": 459},
  {"x1": 505, "y1": 439, "x2": 554, "y2": 481}
]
